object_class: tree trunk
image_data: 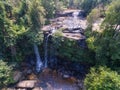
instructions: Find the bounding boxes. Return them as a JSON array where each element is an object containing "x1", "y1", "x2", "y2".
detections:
[{"x1": 33, "y1": 43, "x2": 43, "y2": 72}]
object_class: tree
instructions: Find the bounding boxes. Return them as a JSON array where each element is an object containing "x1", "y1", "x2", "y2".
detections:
[
  {"x1": 95, "y1": 0, "x2": 120, "y2": 66},
  {"x1": 26, "y1": 0, "x2": 45, "y2": 72},
  {"x1": 81, "y1": 0, "x2": 112, "y2": 15},
  {"x1": 85, "y1": 0, "x2": 120, "y2": 68},
  {"x1": 0, "y1": 0, "x2": 26, "y2": 61},
  {"x1": 41, "y1": 0, "x2": 55, "y2": 20},
  {"x1": 103, "y1": 0, "x2": 120, "y2": 30},
  {"x1": 87, "y1": 8, "x2": 101, "y2": 24},
  {"x1": 84, "y1": 66, "x2": 120, "y2": 90},
  {"x1": 0, "y1": 60, "x2": 14, "y2": 88}
]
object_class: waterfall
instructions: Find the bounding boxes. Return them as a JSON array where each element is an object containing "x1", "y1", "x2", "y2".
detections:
[
  {"x1": 44, "y1": 28, "x2": 56, "y2": 68},
  {"x1": 33, "y1": 43, "x2": 43, "y2": 72},
  {"x1": 44, "y1": 34, "x2": 49, "y2": 68},
  {"x1": 73, "y1": 11, "x2": 79, "y2": 19},
  {"x1": 72, "y1": 11, "x2": 80, "y2": 28},
  {"x1": 64, "y1": 11, "x2": 80, "y2": 30}
]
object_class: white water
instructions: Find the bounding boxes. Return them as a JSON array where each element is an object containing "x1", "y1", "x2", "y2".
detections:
[
  {"x1": 44, "y1": 28, "x2": 56, "y2": 68},
  {"x1": 33, "y1": 43, "x2": 43, "y2": 72},
  {"x1": 72, "y1": 11, "x2": 80, "y2": 28},
  {"x1": 63, "y1": 11, "x2": 80, "y2": 30}
]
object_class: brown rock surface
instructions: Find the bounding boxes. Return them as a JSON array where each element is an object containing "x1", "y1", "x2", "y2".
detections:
[
  {"x1": 16, "y1": 80, "x2": 38, "y2": 88},
  {"x1": 13, "y1": 71, "x2": 23, "y2": 82},
  {"x1": 27, "y1": 73, "x2": 37, "y2": 80}
]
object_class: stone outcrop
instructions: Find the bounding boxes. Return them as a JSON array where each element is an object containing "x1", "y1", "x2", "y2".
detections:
[
  {"x1": 13, "y1": 71, "x2": 23, "y2": 82},
  {"x1": 16, "y1": 80, "x2": 38, "y2": 88}
]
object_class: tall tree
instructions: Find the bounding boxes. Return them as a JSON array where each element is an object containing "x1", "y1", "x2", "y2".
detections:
[
  {"x1": 41, "y1": 0, "x2": 55, "y2": 19},
  {"x1": 86, "y1": 0, "x2": 120, "y2": 67},
  {"x1": 26, "y1": 0, "x2": 45, "y2": 72},
  {"x1": 0, "y1": 0, "x2": 26, "y2": 60}
]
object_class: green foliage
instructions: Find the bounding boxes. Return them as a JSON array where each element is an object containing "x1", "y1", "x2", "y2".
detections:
[
  {"x1": 86, "y1": 27, "x2": 120, "y2": 67},
  {"x1": 86, "y1": 36, "x2": 96, "y2": 50},
  {"x1": 0, "y1": 60, "x2": 14, "y2": 88},
  {"x1": 85, "y1": 0, "x2": 120, "y2": 68},
  {"x1": 94, "y1": 0, "x2": 120, "y2": 66},
  {"x1": 87, "y1": 8, "x2": 101, "y2": 24},
  {"x1": 81, "y1": 0, "x2": 96, "y2": 15},
  {"x1": 55, "y1": 38, "x2": 95, "y2": 64},
  {"x1": 54, "y1": 0, "x2": 66, "y2": 12},
  {"x1": 60, "y1": 0, "x2": 83, "y2": 9},
  {"x1": 84, "y1": 66, "x2": 120, "y2": 90},
  {"x1": 0, "y1": 0, "x2": 46, "y2": 62},
  {"x1": 41, "y1": 0, "x2": 55, "y2": 19},
  {"x1": 26, "y1": 31, "x2": 43, "y2": 44},
  {"x1": 103, "y1": 0, "x2": 120, "y2": 27},
  {"x1": 0, "y1": 0, "x2": 26, "y2": 46},
  {"x1": 81, "y1": 0, "x2": 112, "y2": 15},
  {"x1": 53, "y1": 28, "x2": 63, "y2": 38},
  {"x1": 26, "y1": 0, "x2": 45, "y2": 45}
]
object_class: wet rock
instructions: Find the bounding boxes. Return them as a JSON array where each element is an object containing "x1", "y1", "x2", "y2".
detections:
[
  {"x1": 36, "y1": 82, "x2": 48, "y2": 88},
  {"x1": 42, "y1": 68, "x2": 52, "y2": 74},
  {"x1": 62, "y1": 77, "x2": 78, "y2": 85},
  {"x1": 27, "y1": 73, "x2": 37, "y2": 80},
  {"x1": 52, "y1": 70, "x2": 58, "y2": 77},
  {"x1": 76, "y1": 80, "x2": 86, "y2": 90},
  {"x1": 61, "y1": 71, "x2": 72, "y2": 79},
  {"x1": 23, "y1": 68, "x2": 32, "y2": 75},
  {"x1": 33, "y1": 87, "x2": 43, "y2": 90},
  {"x1": 62, "y1": 74, "x2": 70, "y2": 79},
  {"x1": 13, "y1": 71, "x2": 23, "y2": 82},
  {"x1": 5, "y1": 88, "x2": 26, "y2": 90},
  {"x1": 16, "y1": 80, "x2": 38, "y2": 88},
  {"x1": 39, "y1": 68, "x2": 53, "y2": 80},
  {"x1": 68, "y1": 77, "x2": 78, "y2": 84},
  {"x1": 26, "y1": 69, "x2": 32, "y2": 74}
]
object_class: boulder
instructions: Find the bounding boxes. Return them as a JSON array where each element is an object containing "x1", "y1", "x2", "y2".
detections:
[
  {"x1": 16, "y1": 80, "x2": 38, "y2": 88},
  {"x1": 42, "y1": 68, "x2": 52, "y2": 73},
  {"x1": 33, "y1": 87, "x2": 43, "y2": 90},
  {"x1": 13, "y1": 71, "x2": 23, "y2": 82},
  {"x1": 27, "y1": 73, "x2": 37, "y2": 80},
  {"x1": 62, "y1": 74, "x2": 70, "y2": 79},
  {"x1": 3, "y1": 88, "x2": 25, "y2": 90}
]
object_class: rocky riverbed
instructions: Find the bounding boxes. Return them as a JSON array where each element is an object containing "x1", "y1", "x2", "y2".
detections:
[{"x1": 5, "y1": 58, "x2": 88, "y2": 90}]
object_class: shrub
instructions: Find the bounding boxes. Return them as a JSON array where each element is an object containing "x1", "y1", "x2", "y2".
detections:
[
  {"x1": 84, "y1": 66, "x2": 120, "y2": 90},
  {"x1": 0, "y1": 60, "x2": 14, "y2": 88}
]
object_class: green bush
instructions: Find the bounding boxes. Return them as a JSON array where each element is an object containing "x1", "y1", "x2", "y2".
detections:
[
  {"x1": 0, "y1": 60, "x2": 14, "y2": 88},
  {"x1": 56, "y1": 38, "x2": 94, "y2": 64},
  {"x1": 84, "y1": 66, "x2": 120, "y2": 90}
]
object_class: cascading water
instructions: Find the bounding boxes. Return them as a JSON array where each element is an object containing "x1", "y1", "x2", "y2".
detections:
[
  {"x1": 72, "y1": 11, "x2": 80, "y2": 28},
  {"x1": 63, "y1": 11, "x2": 80, "y2": 30},
  {"x1": 33, "y1": 43, "x2": 43, "y2": 72},
  {"x1": 44, "y1": 28, "x2": 56, "y2": 68}
]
